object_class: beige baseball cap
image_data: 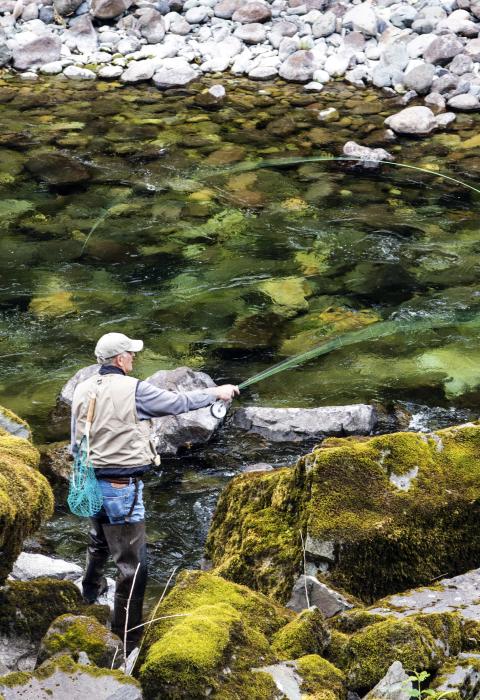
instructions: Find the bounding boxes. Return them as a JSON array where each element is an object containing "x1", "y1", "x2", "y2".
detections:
[{"x1": 95, "y1": 332, "x2": 144, "y2": 362}]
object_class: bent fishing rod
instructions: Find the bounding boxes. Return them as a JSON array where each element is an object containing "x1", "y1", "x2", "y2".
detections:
[{"x1": 210, "y1": 313, "x2": 471, "y2": 419}]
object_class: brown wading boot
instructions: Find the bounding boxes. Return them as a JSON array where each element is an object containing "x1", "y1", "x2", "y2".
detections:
[
  {"x1": 102, "y1": 521, "x2": 148, "y2": 654},
  {"x1": 82, "y1": 517, "x2": 110, "y2": 603}
]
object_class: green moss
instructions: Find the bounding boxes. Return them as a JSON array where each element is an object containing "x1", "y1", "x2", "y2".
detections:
[
  {"x1": 38, "y1": 614, "x2": 122, "y2": 668},
  {"x1": 330, "y1": 610, "x2": 385, "y2": 634},
  {"x1": 0, "y1": 579, "x2": 82, "y2": 641},
  {"x1": 0, "y1": 406, "x2": 29, "y2": 431},
  {"x1": 272, "y1": 609, "x2": 330, "y2": 660},
  {"x1": 415, "y1": 612, "x2": 463, "y2": 657},
  {"x1": 430, "y1": 655, "x2": 480, "y2": 698},
  {"x1": 327, "y1": 617, "x2": 442, "y2": 693},
  {"x1": 206, "y1": 465, "x2": 307, "y2": 601},
  {"x1": 208, "y1": 424, "x2": 480, "y2": 603},
  {"x1": 139, "y1": 570, "x2": 292, "y2": 699},
  {"x1": 0, "y1": 431, "x2": 54, "y2": 583},
  {"x1": 296, "y1": 655, "x2": 346, "y2": 699}
]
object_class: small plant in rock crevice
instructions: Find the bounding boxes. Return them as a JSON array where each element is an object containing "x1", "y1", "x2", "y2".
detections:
[{"x1": 404, "y1": 671, "x2": 454, "y2": 700}]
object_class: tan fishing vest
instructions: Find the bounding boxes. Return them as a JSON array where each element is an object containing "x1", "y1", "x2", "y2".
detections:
[{"x1": 72, "y1": 373, "x2": 158, "y2": 468}]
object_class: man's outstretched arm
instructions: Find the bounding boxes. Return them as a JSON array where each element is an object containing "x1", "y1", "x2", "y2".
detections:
[{"x1": 136, "y1": 381, "x2": 239, "y2": 419}]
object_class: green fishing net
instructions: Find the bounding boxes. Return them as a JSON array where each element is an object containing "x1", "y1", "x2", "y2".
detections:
[{"x1": 68, "y1": 436, "x2": 103, "y2": 517}]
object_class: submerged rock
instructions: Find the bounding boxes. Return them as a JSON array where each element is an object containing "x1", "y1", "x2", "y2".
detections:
[
  {"x1": 342, "y1": 141, "x2": 393, "y2": 167},
  {"x1": 384, "y1": 106, "x2": 438, "y2": 134},
  {"x1": 231, "y1": 404, "x2": 377, "y2": 442}
]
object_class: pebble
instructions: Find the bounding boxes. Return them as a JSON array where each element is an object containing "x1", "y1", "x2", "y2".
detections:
[{"x1": 0, "y1": 0, "x2": 478, "y2": 129}]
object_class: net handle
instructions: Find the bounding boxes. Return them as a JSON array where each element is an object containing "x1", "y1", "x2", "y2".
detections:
[{"x1": 84, "y1": 394, "x2": 96, "y2": 459}]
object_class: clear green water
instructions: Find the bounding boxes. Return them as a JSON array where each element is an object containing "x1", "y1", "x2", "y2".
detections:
[{"x1": 1, "y1": 74, "x2": 480, "y2": 594}]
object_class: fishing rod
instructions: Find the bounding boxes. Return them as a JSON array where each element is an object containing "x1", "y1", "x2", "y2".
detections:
[{"x1": 210, "y1": 313, "x2": 467, "y2": 419}]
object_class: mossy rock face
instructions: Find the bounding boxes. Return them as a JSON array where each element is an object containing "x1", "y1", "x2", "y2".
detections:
[
  {"x1": 0, "y1": 429, "x2": 54, "y2": 583},
  {"x1": 296, "y1": 654, "x2": 346, "y2": 699},
  {"x1": 271, "y1": 609, "x2": 330, "y2": 661},
  {"x1": 207, "y1": 424, "x2": 480, "y2": 604},
  {"x1": 0, "y1": 579, "x2": 83, "y2": 641},
  {"x1": 138, "y1": 570, "x2": 293, "y2": 699},
  {"x1": 328, "y1": 616, "x2": 442, "y2": 693},
  {"x1": 0, "y1": 406, "x2": 30, "y2": 440},
  {"x1": 430, "y1": 655, "x2": 480, "y2": 699},
  {"x1": 37, "y1": 614, "x2": 123, "y2": 669}
]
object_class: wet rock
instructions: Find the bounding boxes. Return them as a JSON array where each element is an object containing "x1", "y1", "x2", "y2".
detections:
[
  {"x1": 0, "y1": 655, "x2": 142, "y2": 699},
  {"x1": 287, "y1": 575, "x2": 353, "y2": 617},
  {"x1": 435, "y1": 111, "x2": 456, "y2": 127},
  {"x1": 26, "y1": 153, "x2": 91, "y2": 186},
  {"x1": 53, "y1": 0, "x2": 82, "y2": 15},
  {"x1": 137, "y1": 8, "x2": 166, "y2": 42},
  {"x1": 232, "y1": 1, "x2": 271, "y2": 23},
  {"x1": 424, "y1": 34, "x2": 464, "y2": 65},
  {"x1": 448, "y1": 93, "x2": 480, "y2": 109},
  {"x1": 40, "y1": 60, "x2": 63, "y2": 75},
  {"x1": 59, "y1": 365, "x2": 98, "y2": 407},
  {"x1": 0, "y1": 406, "x2": 30, "y2": 439},
  {"x1": 231, "y1": 404, "x2": 377, "y2": 442},
  {"x1": 384, "y1": 105, "x2": 437, "y2": 134},
  {"x1": 403, "y1": 62, "x2": 435, "y2": 94},
  {"x1": 424, "y1": 91, "x2": 446, "y2": 112},
  {"x1": 91, "y1": 0, "x2": 132, "y2": 18},
  {"x1": 194, "y1": 83, "x2": 226, "y2": 107},
  {"x1": 39, "y1": 441, "x2": 71, "y2": 483},
  {"x1": 234, "y1": 22, "x2": 266, "y2": 44},
  {"x1": 363, "y1": 661, "x2": 412, "y2": 699},
  {"x1": 343, "y1": 140, "x2": 393, "y2": 167},
  {"x1": 66, "y1": 14, "x2": 98, "y2": 54},
  {"x1": 98, "y1": 64, "x2": 123, "y2": 78},
  {"x1": 37, "y1": 614, "x2": 123, "y2": 669},
  {"x1": 279, "y1": 49, "x2": 315, "y2": 81},
  {"x1": 152, "y1": 57, "x2": 197, "y2": 87},
  {"x1": 12, "y1": 29, "x2": 61, "y2": 70},
  {"x1": 147, "y1": 367, "x2": 220, "y2": 455},
  {"x1": 10, "y1": 553, "x2": 82, "y2": 582},
  {"x1": 121, "y1": 58, "x2": 155, "y2": 82}
]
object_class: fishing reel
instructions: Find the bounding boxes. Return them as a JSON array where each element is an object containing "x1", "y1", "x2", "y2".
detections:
[{"x1": 210, "y1": 400, "x2": 228, "y2": 420}]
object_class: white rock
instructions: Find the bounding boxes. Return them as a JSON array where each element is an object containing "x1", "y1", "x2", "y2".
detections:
[
  {"x1": 407, "y1": 33, "x2": 436, "y2": 59},
  {"x1": 208, "y1": 83, "x2": 225, "y2": 98},
  {"x1": 39, "y1": 60, "x2": 63, "y2": 74},
  {"x1": 385, "y1": 105, "x2": 437, "y2": 134},
  {"x1": 324, "y1": 51, "x2": 350, "y2": 77},
  {"x1": 185, "y1": 5, "x2": 210, "y2": 23},
  {"x1": 10, "y1": 552, "x2": 82, "y2": 582},
  {"x1": 63, "y1": 64, "x2": 96, "y2": 79},
  {"x1": 304, "y1": 80, "x2": 323, "y2": 90},
  {"x1": 12, "y1": 28, "x2": 61, "y2": 70},
  {"x1": 117, "y1": 36, "x2": 141, "y2": 55},
  {"x1": 98, "y1": 63, "x2": 123, "y2": 78},
  {"x1": 153, "y1": 56, "x2": 198, "y2": 88},
  {"x1": 19, "y1": 70, "x2": 38, "y2": 79},
  {"x1": 438, "y1": 9, "x2": 479, "y2": 36},
  {"x1": 313, "y1": 68, "x2": 329, "y2": 82},
  {"x1": 343, "y1": 1, "x2": 378, "y2": 36},
  {"x1": 447, "y1": 93, "x2": 480, "y2": 110},
  {"x1": 120, "y1": 58, "x2": 155, "y2": 82},
  {"x1": 364, "y1": 661, "x2": 412, "y2": 700}
]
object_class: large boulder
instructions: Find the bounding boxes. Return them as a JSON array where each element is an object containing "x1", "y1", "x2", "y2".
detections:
[
  {"x1": 279, "y1": 50, "x2": 315, "y2": 82},
  {"x1": 0, "y1": 655, "x2": 142, "y2": 699},
  {"x1": 231, "y1": 404, "x2": 377, "y2": 442},
  {"x1": 147, "y1": 367, "x2": 221, "y2": 455},
  {"x1": 12, "y1": 29, "x2": 61, "y2": 71},
  {"x1": 207, "y1": 424, "x2": 480, "y2": 603},
  {"x1": 424, "y1": 34, "x2": 464, "y2": 65},
  {"x1": 138, "y1": 570, "x2": 292, "y2": 698},
  {"x1": 10, "y1": 552, "x2": 82, "y2": 582},
  {"x1": 25, "y1": 152, "x2": 92, "y2": 187},
  {"x1": 0, "y1": 416, "x2": 53, "y2": 584},
  {"x1": 0, "y1": 405, "x2": 30, "y2": 439}
]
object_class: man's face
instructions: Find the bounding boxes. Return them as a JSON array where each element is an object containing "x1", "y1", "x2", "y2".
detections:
[{"x1": 116, "y1": 351, "x2": 135, "y2": 374}]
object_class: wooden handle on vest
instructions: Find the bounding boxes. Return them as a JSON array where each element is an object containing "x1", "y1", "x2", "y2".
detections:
[{"x1": 86, "y1": 396, "x2": 96, "y2": 424}]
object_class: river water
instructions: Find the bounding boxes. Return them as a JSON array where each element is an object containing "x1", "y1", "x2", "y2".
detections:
[{"x1": 1, "y1": 74, "x2": 479, "y2": 599}]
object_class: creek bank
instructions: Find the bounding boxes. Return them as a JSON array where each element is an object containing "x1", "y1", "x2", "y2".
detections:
[{"x1": 0, "y1": 0, "x2": 479, "y2": 133}]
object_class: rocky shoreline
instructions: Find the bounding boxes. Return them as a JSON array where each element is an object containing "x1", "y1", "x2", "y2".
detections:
[{"x1": 0, "y1": 0, "x2": 479, "y2": 131}]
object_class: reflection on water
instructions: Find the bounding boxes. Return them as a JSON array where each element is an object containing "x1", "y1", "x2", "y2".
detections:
[{"x1": 1, "y1": 74, "x2": 479, "y2": 593}]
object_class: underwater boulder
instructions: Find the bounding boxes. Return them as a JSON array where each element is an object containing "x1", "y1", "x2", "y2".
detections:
[
  {"x1": 25, "y1": 152, "x2": 91, "y2": 187},
  {"x1": 206, "y1": 424, "x2": 480, "y2": 603}
]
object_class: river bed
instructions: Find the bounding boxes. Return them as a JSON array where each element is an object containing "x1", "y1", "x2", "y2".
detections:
[{"x1": 1, "y1": 74, "x2": 479, "y2": 601}]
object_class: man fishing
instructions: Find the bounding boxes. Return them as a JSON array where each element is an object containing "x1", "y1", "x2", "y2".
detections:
[{"x1": 71, "y1": 332, "x2": 238, "y2": 653}]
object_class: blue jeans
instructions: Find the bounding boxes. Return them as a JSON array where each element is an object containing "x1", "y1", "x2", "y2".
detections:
[{"x1": 97, "y1": 479, "x2": 145, "y2": 524}]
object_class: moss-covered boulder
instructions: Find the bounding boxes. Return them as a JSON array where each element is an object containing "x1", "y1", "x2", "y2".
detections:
[
  {"x1": 138, "y1": 570, "x2": 293, "y2": 699},
  {"x1": 0, "y1": 654, "x2": 142, "y2": 699},
  {"x1": 38, "y1": 441, "x2": 71, "y2": 484},
  {"x1": 271, "y1": 609, "x2": 330, "y2": 661},
  {"x1": 37, "y1": 614, "x2": 123, "y2": 669},
  {"x1": 0, "y1": 416, "x2": 54, "y2": 583},
  {"x1": 430, "y1": 655, "x2": 480, "y2": 699},
  {"x1": 207, "y1": 424, "x2": 480, "y2": 603},
  {"x1": 296, "y1": 655, "x2": 346, "y2": 699}
]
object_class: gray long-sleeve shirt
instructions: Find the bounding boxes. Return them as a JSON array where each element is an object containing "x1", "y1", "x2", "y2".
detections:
[{"x1": 71, "y1": 366, "x2": 215, "y2": 476}]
